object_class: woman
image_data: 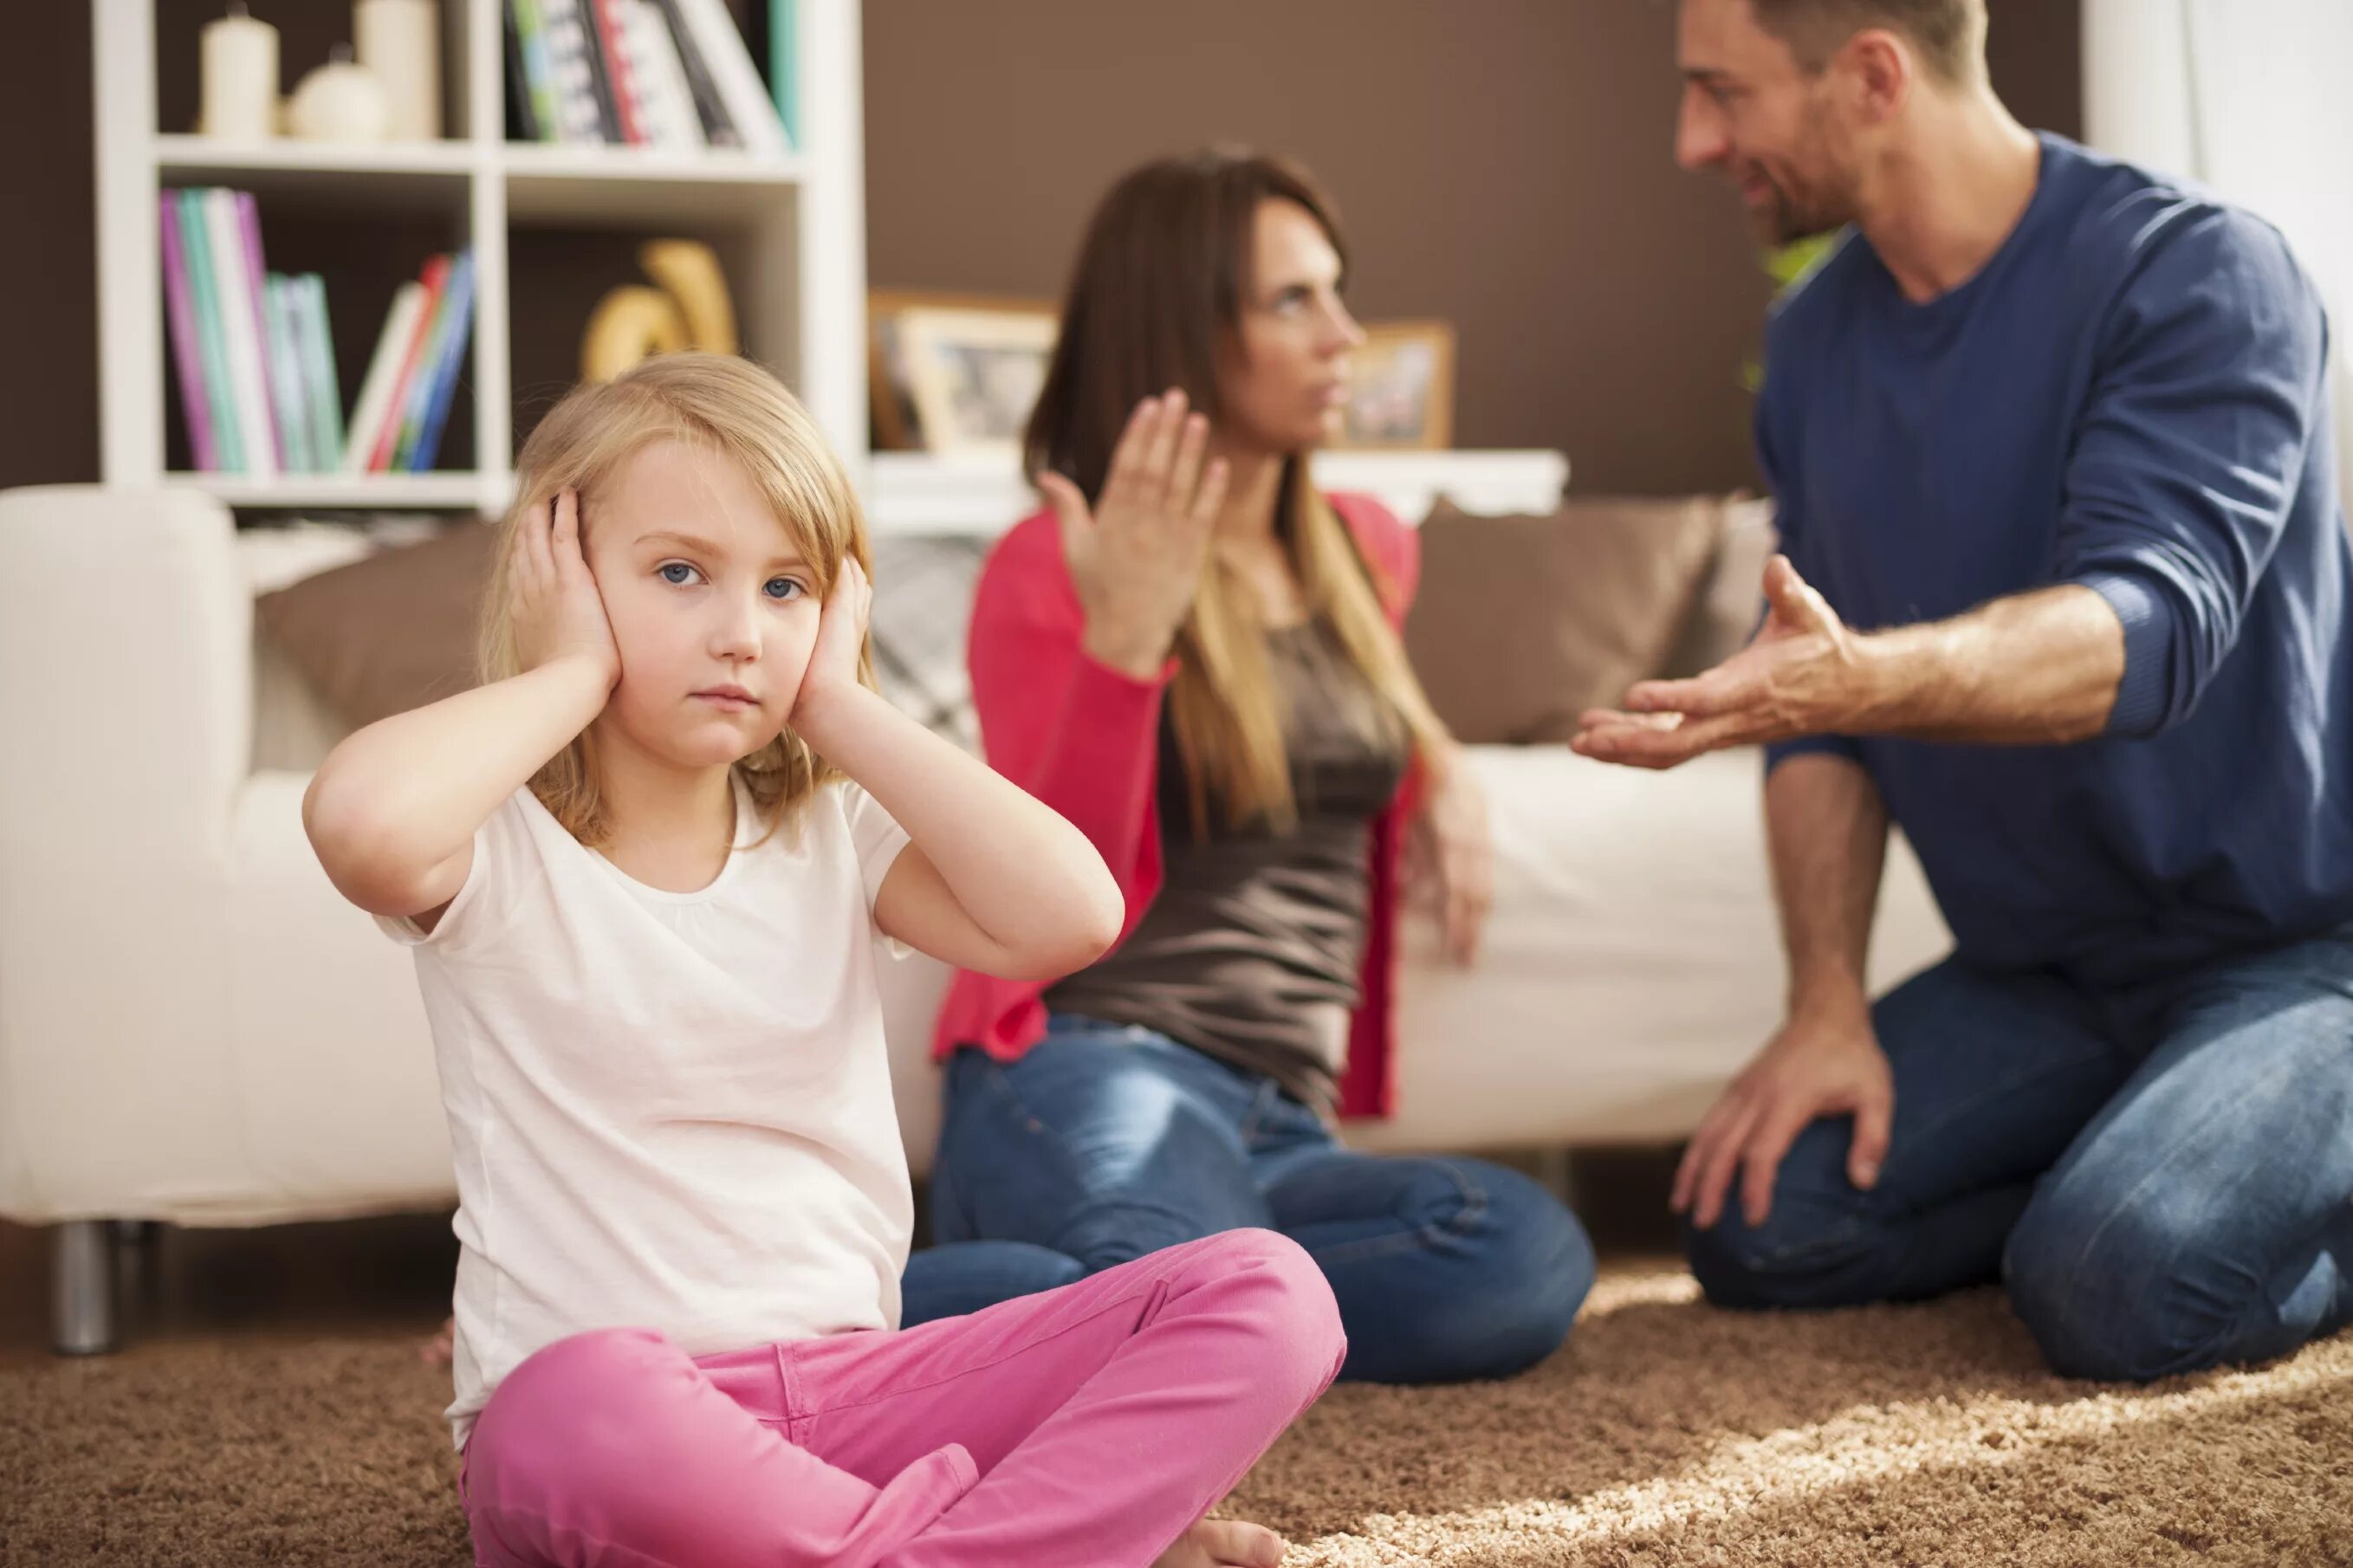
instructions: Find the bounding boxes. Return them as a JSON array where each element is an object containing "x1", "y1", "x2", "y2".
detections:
[{"x1": 903, "y1": 151, "x2": 1594, "y2": 1384}]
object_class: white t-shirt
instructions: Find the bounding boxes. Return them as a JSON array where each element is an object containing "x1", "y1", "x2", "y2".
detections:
[{"x1": 380, "y1": 776, "x2": 913, "y2": 1448}]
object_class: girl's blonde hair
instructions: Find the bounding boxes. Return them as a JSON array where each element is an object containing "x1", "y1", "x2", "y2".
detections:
[
  {"x1": 479, "y1": 352, "x2": 876, "y2": 847},
  {"x1": 1026, "y1": 150, "x2": 1451, "y2": 835}
]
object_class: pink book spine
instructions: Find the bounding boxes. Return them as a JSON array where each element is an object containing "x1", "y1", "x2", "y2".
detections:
[
  {"x1": 234, "y1": 191, "x2": 283, "y2": 471},
  {"x1": 159, "y1": 194, "x2": 217, "y2": 471}
]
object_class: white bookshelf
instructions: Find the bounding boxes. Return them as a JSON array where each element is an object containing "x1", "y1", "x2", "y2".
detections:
[
  {"x1": 867, "y1": 450, "x2": 1572, "y2": 536},
  {"x1": 95, "y1": 0, "x2": 867, "y2": 518}
]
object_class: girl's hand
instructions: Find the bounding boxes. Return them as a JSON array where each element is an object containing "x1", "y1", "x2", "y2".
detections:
[
  {"x1": 512, "y1": 488, "x2": 619, "y2": 691},
  {"x1": 1410, "y1": 748, "x2": 1494, "y2": 966},
  {"x1": 1040, "y1": 389, "x2": 1229, "y2": 680},
  {"x1": 792, "y1": 555, "x2": 872, "y2": 736}
]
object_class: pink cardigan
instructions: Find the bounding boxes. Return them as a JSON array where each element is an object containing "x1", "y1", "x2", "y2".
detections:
[{"x1": 930, "y1": 492, "x2": 1422, "y2": 1120}]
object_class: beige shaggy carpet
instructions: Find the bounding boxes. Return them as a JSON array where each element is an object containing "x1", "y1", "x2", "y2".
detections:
[{"x1": 4, "y1": 1266, "x2": 2349, "y2": 1567}]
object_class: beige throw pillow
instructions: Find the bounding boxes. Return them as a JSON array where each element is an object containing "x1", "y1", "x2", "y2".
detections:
[
  {"x1": 1403, "y1": 496, "x2": 1727, "y2": 744},
  {"x1": 254, "y1": 519, "x2": 497, "y2": 729},
  {"x1": 1660, "y1": 494, "x2": 1780, "y2": 678}
]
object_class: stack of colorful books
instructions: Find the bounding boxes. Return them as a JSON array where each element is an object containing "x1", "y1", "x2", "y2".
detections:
[
  {"x1": 506, "y1": 0, "x2": 792, "y2": 155},
  {"x1": 160, "y1": 187, "x2": 475, "y2": 476},
  {"x1": 341, "y1": 249, "x2": 478, "y2": 475}
]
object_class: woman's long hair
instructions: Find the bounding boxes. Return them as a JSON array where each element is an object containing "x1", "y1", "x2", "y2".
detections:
[
  {"x1": 1026, "y1": 149, "x2": 1450, "y2": 837},
  {"x1": 479, "y1": 353, "x2": 876, "y2": 848}
]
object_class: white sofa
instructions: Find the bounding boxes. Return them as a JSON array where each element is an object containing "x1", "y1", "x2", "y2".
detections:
[{"x1": 0, "y1": 485, "x2": 1951, "y2": 1351}]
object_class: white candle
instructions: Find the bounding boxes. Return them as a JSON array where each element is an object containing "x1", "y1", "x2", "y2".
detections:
[
  {"x1": 354, "y1": 0, "x2": 440, "y2": 143},
  {"x1": 199, "y1": 3, "x2": 279, "y2": 141}
]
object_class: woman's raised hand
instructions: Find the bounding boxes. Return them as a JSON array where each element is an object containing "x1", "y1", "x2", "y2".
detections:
[{"x1": 1038, "y1": 390, "x2": 1230, "y2": 679}]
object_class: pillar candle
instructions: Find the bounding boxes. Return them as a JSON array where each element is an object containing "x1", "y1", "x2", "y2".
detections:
[
  {"x1": 354, "y1": 0, "x2": 440, "y2": 142},
  {"x1": 199, "y1": 3, "x2": 279, "y2": 141}
]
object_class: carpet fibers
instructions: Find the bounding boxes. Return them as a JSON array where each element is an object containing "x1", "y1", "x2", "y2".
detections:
[{"x1": 4, "y1": 1266, "x2": 2349, "y2": 1566}]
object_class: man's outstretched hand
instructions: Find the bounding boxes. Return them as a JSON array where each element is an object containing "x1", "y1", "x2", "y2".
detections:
[{"x1": 1573, "y1": 554, "x2": 1876, "y2": 770}]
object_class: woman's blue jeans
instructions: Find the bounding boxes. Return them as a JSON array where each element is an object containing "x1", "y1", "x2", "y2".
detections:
[{"x1": 903, "y1": 1016, "x2": 1595, "y2": 1384}]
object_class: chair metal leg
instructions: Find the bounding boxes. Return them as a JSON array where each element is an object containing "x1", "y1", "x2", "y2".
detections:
[
  {"x1": 1536, "y1": 1145, "x2": 1579, "y2": 1210},
  {"x1": 53, "y1": 1220, "x2": 117, "y2": 1356},
  {"x1": 112, "y1": 1218, "x2": 164, "y2": 1311}
]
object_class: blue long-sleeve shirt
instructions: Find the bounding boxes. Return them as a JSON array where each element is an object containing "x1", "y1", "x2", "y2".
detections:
[{"x1": 1761, "y1": 133, "x2": 2353, "y2": 990}]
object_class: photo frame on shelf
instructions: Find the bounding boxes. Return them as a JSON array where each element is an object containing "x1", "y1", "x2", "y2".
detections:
[
  {"x1": 1334, "y1": 320, "x2": 1455, "y2": 450},
  {"x1": 868, "y1": 290, "x2": 1058, "y2": 455}
]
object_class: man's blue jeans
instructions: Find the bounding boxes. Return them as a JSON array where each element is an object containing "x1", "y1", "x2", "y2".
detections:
[
  {"x1": 1686, "y1": 924, "x2": 2353, "y2": 1381},
  {"x1": 902, "y1": 1016, "x2": 1596, "y2": 1383}
]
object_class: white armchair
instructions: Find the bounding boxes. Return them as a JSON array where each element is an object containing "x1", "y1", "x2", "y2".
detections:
[{"x1": 0, "y1": 486, "x2": 455, "y2": 1351}]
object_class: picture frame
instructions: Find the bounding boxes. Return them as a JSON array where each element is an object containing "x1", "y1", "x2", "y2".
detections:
[
  {"x1": 1334, "y1": 320, "x2": 1455, "y2": 450},
  {"x1": 867, "y1": 290, "x2": 1058, "y2": 454}
]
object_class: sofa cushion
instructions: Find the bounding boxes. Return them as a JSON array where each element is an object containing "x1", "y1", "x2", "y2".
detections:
[
  {"x1": 253, "y1": 522, "x2": 995, "y2": 746},
  {"x1": 867, "y1": 535, "x2": 989, "y2": 755},
  {"x1": 1403, "y1": 496, "x2": 1727, "y2": 745},
  {"x1": 253, "y1": 520, "x2": 496, "y2": 729},
  {"x1": 1660, "y1": 494, "x2": 1780, "y2": 678}
]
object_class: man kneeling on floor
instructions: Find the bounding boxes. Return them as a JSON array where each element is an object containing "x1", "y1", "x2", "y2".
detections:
[{"x1": 1577, "y1": 0, "x2": 2353, "y2": 1380}]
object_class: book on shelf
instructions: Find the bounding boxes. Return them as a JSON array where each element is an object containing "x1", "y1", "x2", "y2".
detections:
[
  {"x1": 295, "y1": 274, "x2": 346, "y2": 468},
  {"x1": 673, "y1": 0, "x2": 790, "y2": 154},
  {"x1": 158, "y1": 193, "x2": 217, "y2": 470},
  {"x1": 204, "y1": 188, "x2": 278, "y2": 476},
  {"x1": 160, "y1": 189, "x2": 471, "y2": 478},
  {"x1": 618, "y1": 0, "x2": 703, "y2": 151},
  {"x1": 231, "y1": 193, "x2": 284, "y2": 470},
  {"x1": 587, "y1": 0, "x2": 649, "y2": 146},
  {"x1": 655, "y1": 0, "x2": 741, "y2": 147},
  {"x1": 506, "y1": 0, "x2": 785, "y2": 152},
  {"x1": 506, "y1": 0, "x2": 547, "y2": 141},
  {"x1": 540, "y1": 0, "x2": 612, "y2": 145},
  {"x1": 172, "y1": 189, "x2": 243, "y2": 470},
  {"x1": 560, "y1": 0, "x2": 627, "y2": 144},
  {"x1": 161, "y1": 185, "x2": 289, "y2": 476},
  {"x1": 766, "y1": 0, "x2": 796, "y2": 150},
  {"x1": 397, "y1": 252, "x2": 477, "y2": 472},
  {"x1": 342, "y1": 282, "x2": 428, "y2": 475},
  {"x1": 263, "y1": 275, "x2": 312, "y2": 473},
  {"x1": 365, "y1": 253, "x2": 451, "y2": 471}
]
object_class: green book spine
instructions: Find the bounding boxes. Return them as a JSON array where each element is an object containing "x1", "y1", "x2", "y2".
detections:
[
  {"x1": 178, "y1": 189, "x2": 244, "y2": 473},
  {"x1": 515, "y1": 0, "x2": 564, "y2": 143},
  {"x1": 300, "y1": 276, "x2": 346, "y2": 467},
  {"x1": 768, "y1": 0, "x2": 796, "y2": 149},
  {"x1": 265, "y1": 276, "x2": 314, "y2": 472}
]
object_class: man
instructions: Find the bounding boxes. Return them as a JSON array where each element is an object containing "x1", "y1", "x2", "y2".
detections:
[{"x1": 1575, "y1": 0, "x2": 2353, "y2": 1380}]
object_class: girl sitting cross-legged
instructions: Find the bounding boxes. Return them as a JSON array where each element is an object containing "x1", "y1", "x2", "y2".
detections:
[{"x1": 304, "y1": 351, "x2": 1345, "y2": 1568}]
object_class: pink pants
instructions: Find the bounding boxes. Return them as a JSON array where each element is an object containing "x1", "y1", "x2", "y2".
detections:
[{"x1": 458, "y1": 1228, "x2": 1345, "y2": 1568}]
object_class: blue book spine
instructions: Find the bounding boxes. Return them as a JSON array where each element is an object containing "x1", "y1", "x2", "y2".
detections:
[
  {"x1": 300, "y1": 275, "x2": 346, "y2": 467},
  {"x1": 410, "y1": 253, "x2": 476, "y2": 471},
  {"x1": 266, "y1": 275, "x2": 314, "y2": 473}
]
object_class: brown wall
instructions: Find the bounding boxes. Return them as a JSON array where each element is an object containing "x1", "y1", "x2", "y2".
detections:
[
  {"x1": 0, "y1": 1, "x2": 2077, "y2": 494},
  {"x1": 865, "y1": 0, "x2": 2083, "y2": 495},
  {"x1": 3, "y1": 1, "x2": 100, "y2": 492}
]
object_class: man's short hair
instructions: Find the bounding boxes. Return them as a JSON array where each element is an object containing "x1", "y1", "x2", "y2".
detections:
[{"x1": 1748, "y1": 0, "x2": 1987, "y2": 84}]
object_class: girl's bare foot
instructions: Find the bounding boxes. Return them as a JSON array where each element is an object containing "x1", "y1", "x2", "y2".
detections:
[
  {"x1": 420, "y1": 1314, "x2": 455, "y2": 1369},
  {"x1": 1154, "y1": 1519, "x2": 1287, "y2": 1568}
]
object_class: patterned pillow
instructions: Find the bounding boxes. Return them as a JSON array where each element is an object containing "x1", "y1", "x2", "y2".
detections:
[{"x1": 868, "y1": 535, "x2": 990, "y2": 755}]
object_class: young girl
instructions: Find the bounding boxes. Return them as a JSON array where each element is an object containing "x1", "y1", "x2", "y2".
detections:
[
  {"x1": 913, "y1": 152, "x2": 1593, "y2": 1383},
  {"x1": 305, "y1": 353, "x2": 1341, "y2": 1568}
]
